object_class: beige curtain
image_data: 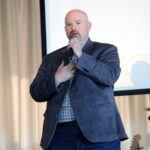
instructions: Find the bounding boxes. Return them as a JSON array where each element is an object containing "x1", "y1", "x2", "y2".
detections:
[
  {"x1": 0, "y1": 0, "x2": 150, "y2": 150},
  {"x1": 0, "y1": 0, "x2": 45, "y2": 149},
  {"x1": 116, "y1": 95, "x2": 150, "y2": 149}
]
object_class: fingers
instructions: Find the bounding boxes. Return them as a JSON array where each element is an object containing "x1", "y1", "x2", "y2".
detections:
[
  {"x1": 68, "y1": 38, "x2": 80, "y2": 49},
  {"x1": 58, "y1": 61, "x2": 64, "y2": 68},
  {"x1": 71, "y1": 69, "x2": 76, "y2": 75},
  {"x1": 68, "y1": 64, "x2": 76, "y2": 78},
  {"x1": 67, "y1": 62, "x2": 75, "y2": 71}
]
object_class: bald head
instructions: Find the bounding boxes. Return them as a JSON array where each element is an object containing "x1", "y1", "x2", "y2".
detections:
[
  {"x1": 65, "y1": 9, "x2": 91, "y2": 43},
  {"x1": 65, "y1": 9, "x2": 89, "y2": 24}
]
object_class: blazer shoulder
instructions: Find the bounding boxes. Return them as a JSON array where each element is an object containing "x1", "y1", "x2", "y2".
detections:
[
  {"x1": 93, "y1": 41, "x2": 117, "y2": 50},
  {"x1": 42, "y1": 46, "x2": 67, "y2": 62}
]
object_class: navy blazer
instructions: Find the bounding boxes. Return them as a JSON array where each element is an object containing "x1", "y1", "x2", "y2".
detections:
[{"x1": 30, "y1": 39, "x2": 128, "y2": 149}]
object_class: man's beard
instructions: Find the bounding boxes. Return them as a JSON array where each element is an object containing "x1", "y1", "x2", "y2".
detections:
[{"x1": 68, "y1": 31, "x2": 81, "y2": 40}]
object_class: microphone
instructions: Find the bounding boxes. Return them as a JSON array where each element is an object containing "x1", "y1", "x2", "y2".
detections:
[
  {"x1": 68, "y1": 48, "x2": 78, "y2": 64},
  {"x1": 68, "y1": 48, "x2": 74, "y2": 61},
  {"x1": 63, "y1": 48, "x2": 73, "y2": 65}
]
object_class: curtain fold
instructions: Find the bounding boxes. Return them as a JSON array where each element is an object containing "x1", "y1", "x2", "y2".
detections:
[
  {"x1": 0, "y1": 0, "x2": 45, "y2": 149},
  {"x1": 0, "y1": 0, "x2": 150, "y2": 149}
]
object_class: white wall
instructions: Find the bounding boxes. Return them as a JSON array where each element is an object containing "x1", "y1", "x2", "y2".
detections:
[{"x1": 45, "y1": 0, "x2": 150, "y2": 91}]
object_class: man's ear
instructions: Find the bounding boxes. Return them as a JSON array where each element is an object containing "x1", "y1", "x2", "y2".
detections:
[{"x1": 87, "y1": 22, "x2": 92, "y2": 31}]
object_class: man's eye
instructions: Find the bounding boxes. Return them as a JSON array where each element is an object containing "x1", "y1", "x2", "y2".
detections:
[
  {"x1": 66, "y1": 24, "x2": 71, "y2": 27},
  {"x1": 76, "y1": 22, "x2": 81, "y2": 24}
]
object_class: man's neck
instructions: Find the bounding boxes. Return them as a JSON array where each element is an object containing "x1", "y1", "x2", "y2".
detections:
[{"x1": 81, "y1": 37, "x2": 89, "y2": 49}]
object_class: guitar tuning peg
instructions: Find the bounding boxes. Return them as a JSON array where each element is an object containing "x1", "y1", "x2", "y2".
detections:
[
  {"x1": 145, "y1": 107, "x2": 150, "y2": 111},
  {"x1": 138, "y1": 146, "x2": 144, "y2": 149}
]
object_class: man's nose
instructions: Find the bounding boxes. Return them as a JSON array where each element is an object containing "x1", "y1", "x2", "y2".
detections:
[{"x1": 71, "y1": 24, "x2": 76, "y2": 30}]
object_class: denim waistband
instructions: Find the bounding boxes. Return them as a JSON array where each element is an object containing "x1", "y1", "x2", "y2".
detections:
[{"x1": 57, "y1": 120, "x2": 78, "y2": 128}]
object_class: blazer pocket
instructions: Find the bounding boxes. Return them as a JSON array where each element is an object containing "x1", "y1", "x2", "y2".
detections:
[
  {"x1": 94, "y1": 95, "x2": 110, "y2": 105},
  {"x1": 95, "y1": 102, "x2": 113, "y2": 116}
]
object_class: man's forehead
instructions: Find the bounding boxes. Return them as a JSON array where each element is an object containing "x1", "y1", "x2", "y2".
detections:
[
  {"x1": 65, "y1": 10, "x2": 88, "y2": 23},
  {"x1": 66, "y1": 12, "x2": 85, "y2": 19}
]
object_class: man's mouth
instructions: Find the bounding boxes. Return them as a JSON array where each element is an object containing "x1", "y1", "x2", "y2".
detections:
[{"x1": 69, "y1": 32, "x2": 80, "y2": 39}]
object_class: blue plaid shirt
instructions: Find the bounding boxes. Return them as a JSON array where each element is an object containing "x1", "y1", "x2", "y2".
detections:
[
  {"x1": 57, "y1": 88, "x2": 75, "y2": 123},
  {"x1": 57, "y1": 55, "x2": 78, "y2": 123}
]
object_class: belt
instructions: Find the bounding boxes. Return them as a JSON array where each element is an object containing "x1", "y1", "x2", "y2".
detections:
[{"x1": 57, "y1": 120, "x2": 78, "y2": 128}]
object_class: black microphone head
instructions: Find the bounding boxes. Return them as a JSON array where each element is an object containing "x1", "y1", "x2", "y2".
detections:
[
  {"x1": 68, "y1": 48, "x2": 73, "y2": 60},
  {"x1": 63, "y1": 48, "x2": 73, "y2": 65}
]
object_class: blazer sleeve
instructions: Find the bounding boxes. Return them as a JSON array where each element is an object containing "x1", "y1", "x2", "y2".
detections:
[
  {"x1": 75, "y1": 45, "x2": 121, "y2": 86},
  {"x1": 30, "y1": 56, "x2": 59, "y2": 102}
]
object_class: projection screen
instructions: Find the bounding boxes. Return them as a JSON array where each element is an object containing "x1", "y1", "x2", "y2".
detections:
[{"x1": 40, "y1": 0, "x2": 150, "y2": 95}]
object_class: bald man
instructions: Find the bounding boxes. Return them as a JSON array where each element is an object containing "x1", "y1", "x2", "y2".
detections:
[{"x1": 30, "y1": 9, "x2": 128, "y2": 150}]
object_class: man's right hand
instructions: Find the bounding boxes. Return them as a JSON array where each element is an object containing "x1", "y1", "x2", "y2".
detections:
[{"x1": 55, "y1": 61, "x2": 75, "y2": 87}]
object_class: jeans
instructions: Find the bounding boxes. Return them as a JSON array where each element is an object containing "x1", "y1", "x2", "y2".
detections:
[{"x1": 46, "y1": 121, "x2": 120, "y2": 150}]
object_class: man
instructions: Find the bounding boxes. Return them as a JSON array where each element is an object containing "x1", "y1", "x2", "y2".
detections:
[{"x1": 30, "y1": 9, "x2": 128, "y2": 150}]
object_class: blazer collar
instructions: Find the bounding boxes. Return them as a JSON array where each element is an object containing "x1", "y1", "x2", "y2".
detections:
[{"x1": 82, "y1": 38, "x2": 93, "y2": 53}]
